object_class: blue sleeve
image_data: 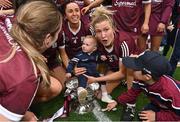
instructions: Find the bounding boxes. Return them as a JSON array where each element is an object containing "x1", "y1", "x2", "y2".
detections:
[{"x1": 66, "y1": 56, "x2": 79, "y2": 73}]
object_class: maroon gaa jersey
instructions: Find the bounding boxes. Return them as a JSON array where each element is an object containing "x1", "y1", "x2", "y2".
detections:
[
  {"x1": 99, "y1": 31, "x2": 137, "y2": 71},
  {"x1": 58, "y1": 20, "x2": 93, "y2": 59},
  {"x1": 118, "y1": 76, "x2": 180, "y2": 121},
  {"x1": 112, "y1": 0, "x2": 151, "y2": 35},
  {"x1": 0, "y1": 16, "x2": 39, "y2": 121}
]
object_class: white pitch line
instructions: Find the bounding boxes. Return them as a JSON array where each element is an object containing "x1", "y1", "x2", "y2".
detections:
[{"x1": 92, "y1": 100, "x2": 112, "y2": 122}]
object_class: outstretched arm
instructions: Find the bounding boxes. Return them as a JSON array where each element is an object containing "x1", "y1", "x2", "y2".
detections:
[
  {"x1": 85, "y1": 63, "x2": 126, "y2": 83},
  {"x1": 0, "y1": 9, "x2": 14, "y2": 15},
  {"x1": 0, "y1": 0, "x2": 12, "y2": 9},
  {"x1": 81, "y1": 0, "x2": 104, "y2": 15},
  {"x1": 59, "y1": 48, "x2": 69, "y2": 68}
]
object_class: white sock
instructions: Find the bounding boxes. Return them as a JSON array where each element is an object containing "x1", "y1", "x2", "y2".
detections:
[{"x1": 101, "y1": 85, "x2": 108, "y2": 96}]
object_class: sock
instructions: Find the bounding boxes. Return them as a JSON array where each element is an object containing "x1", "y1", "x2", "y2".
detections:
[{"x1": 101, "y1": 85, "x2": 108, "y2": 96}]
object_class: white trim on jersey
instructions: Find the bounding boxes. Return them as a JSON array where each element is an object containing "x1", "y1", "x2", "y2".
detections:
[
  {"x1": 59, "y1": 45, "x2": 65, "y2": 49},
  {"x1": 0, "y1": 105, "x2": 23, "y2": 121},
  {"x1": 104, "y1": 45, "x2": 114, "y2": 53},
  {"x1": 165, "y1": 75, "x2": 180, "y2": 93},
  {"x1": 89, "y1": 25, "x2": 95, "y2": 36},
  {"x1": 142, "y1": 0, "x2": 152, "y2": 4},
  {"x1": 68, "y1": 21, "x2": 81, "y2": 35},
  {"x1": 133, "y1": 79, "x2": 180, "y2": 110},
  {"x1": 121, "y1": 41, "x2": 130, "y2": 57}
]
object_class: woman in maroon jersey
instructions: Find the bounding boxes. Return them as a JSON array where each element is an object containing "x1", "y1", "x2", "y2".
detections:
[
  {"x1": 82, "y1": 6, "x2": 137, "y2": 93},
  {"x1": 0, "y1": 1, "x2": 63, "y2": 121},
  {"x1": 43, "y1": 0, "x2": 93, "y2": 88},
  {"x1": 58, "y1": 0, "x2": 93, "y2": 67},
  {"x1": 137, "y1": 0, "x2": 175, "y2": 52}
]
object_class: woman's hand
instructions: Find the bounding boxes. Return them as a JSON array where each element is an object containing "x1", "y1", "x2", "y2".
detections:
[
  {"x1": 157, "y1": 23, "x2": 165, "y2": 32},
  {"x1": 100, "y1": 55, "x2": 107, "y2": 61},
  {"x1": 65, "y1": 73, "x2": 72, "y2": 79},
  {"x1": 141, "y1": 23, "x2": 149, "y2": 34},
  {"x1": 138, "y1": 110, "x2": 155, "y2": 122},
  {"x1": 83, "y1": 74, "x2": 97, "y2": 84},
  {"x1": 106, "y1": 101, "x2": 117, "y2": 111},
  {"x1": 0, "y1": 0, "x2": 12, "y2": 8},
  {"x1": 81, "y1": 6, "x2": 90, "y2": 15},
  {"x1": 74, "y1": 67, "x2": 87, "y2": 76}
]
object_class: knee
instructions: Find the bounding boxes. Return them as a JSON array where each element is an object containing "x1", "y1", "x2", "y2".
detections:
[{"x1": 22, "y1": 111, "x2": 38, "y2": 122}]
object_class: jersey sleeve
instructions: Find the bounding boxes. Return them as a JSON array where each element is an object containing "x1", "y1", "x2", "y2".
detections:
[
  {"x1": 156, "y1": 109, "x2": 180, "y2": 121},
  {"x1": 117, "y1": 86, "x2": 142, "y2": 105},
  {"x1": 118, "y1": 31, "x2": 137, "y2": 58},
  {"x1": 66, "y1": 54, "x2": 80, "y2": 73},
  {"x1": 57, "y1": 31, "x2": 65, "y2": 49}
]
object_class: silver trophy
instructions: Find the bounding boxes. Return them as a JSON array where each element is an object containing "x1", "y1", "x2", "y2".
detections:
[
  {"x1": 75, "y1": 84, "x2": 98, "y2": 114},
  {"x1": 64, "y1": 77, "x2": 99, "y2": 114},
  {"x1": 64, "y1": 77, "x2": 79, "y2": 97}
]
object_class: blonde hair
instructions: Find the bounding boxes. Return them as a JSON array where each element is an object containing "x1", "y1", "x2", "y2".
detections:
[
  {"x1": 10, "y1": 1, "x2": 62, "y2": 86},
  {"x1": 84, "y1": 35, "x2": 97, "y2": 47},
  {"x1": 91, "y1": 6, "x2": 115, "y2": 30}
]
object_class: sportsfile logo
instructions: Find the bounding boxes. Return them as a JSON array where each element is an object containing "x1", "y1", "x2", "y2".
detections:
[{"x1": 114, "y1": 0, "x2": 136, "y2": 8}]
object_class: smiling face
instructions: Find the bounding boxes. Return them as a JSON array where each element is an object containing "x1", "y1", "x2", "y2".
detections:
[
  {"x1": 94, "y1": 20, "x2": 114, "y2": 48},
  {"x1": 65, "y1": 2, "x2": 80, "y2": 25}
]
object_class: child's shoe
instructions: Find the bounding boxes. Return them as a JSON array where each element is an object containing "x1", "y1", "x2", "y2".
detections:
[
  {"x1": 89, "y1": 83, "x2": 99, "y2": 91},
  {"x1": 77, "y1": 87, "x2": 88, "y2": 104}
]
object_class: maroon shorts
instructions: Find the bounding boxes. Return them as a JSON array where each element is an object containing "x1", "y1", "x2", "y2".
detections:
[{"x1": 148, "y1": 13, "x2": 165, "y2": 36}]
